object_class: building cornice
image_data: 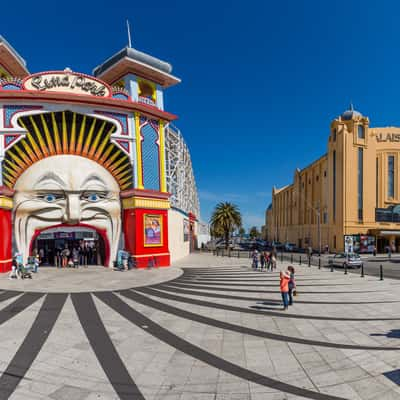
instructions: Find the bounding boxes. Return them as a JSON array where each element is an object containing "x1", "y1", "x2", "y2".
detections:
[{"x1": 0, "y1": 91, "x2": 177, "y2": 121}]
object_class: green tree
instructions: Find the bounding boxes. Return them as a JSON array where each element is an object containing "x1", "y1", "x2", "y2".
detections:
[
  {"x1": 249, "y1": 226, "x2": 260, "y2": 239},
  {"x1": 238, "y1": 227, "x2": 246, "y2": 238},
  {"x1": 210, "y1": 202, "x2": 242, "y2": 249}
]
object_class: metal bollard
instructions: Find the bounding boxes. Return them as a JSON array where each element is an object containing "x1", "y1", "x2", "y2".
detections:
[
  {"x1": 329, "y1": 259, "x2": 333, "y2": 272},
  {"x1": 308, "y1": 257, "x2": 311, "y2": 268},
  {"x1": 380, "y1": 264, "x2": 383, "y2": 280},
  {"x1": 361, "y1": 263, "x2": 364, "y2": 278},
  {"x1": 299, "y1": 255, "x2": 302, "y2": 265},
  {"x1": 318, "y1": 258, "x2": 321, "y2": 269},
  {"x1": 344, "y1": 264, "x2": 347, "y2": 274},
  {"x1": 291, "y1": 254, "x2": 293, "y2": 263}
]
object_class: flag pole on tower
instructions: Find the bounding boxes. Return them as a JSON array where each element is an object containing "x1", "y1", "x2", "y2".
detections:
[{"x1": 127, "y1": 20, "x2": 132, "y2": 48}]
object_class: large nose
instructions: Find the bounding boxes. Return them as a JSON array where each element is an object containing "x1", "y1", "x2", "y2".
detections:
[{"x1": 63, "y1": 194, "x2": 81, "y2": 225}]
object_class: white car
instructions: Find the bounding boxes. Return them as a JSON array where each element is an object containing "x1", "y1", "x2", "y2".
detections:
[{"x1": 331, "y1": 253, "x2": 363, "y2": 269}]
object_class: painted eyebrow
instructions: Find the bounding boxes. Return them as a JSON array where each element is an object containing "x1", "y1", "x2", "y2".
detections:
[
  {"x1": 34, "y1": 172, "x2": 66, "y2": 189},
  {"x1": 81, "y1": 174, "x2": 108, "y2": 189}
]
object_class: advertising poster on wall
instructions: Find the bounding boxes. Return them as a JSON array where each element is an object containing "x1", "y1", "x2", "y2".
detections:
[
  {"x1": 344, "y1": 235, "x2": 354, "y2": 254},
  {"x1": 344, "y1": 235, "x2": 375, "y2": 254},
  {"x1": 183, "y1": 219, "x2": 190, "y2": 242},
  {"x1": 144, "y1": 214, "x2": 163, "y2": 246},
  {"x1": 359, "y1": 235, "x2": 375, "y2": 253}
]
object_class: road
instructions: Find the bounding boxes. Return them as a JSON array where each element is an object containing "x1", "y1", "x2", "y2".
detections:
[{"x1": 284, "y1": 252, "x2": 400, "y2": 279}]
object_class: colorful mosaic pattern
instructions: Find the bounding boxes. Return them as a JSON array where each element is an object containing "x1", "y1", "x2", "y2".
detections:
[
  {"x1": 95, "y1": 111, "x2": 129, "y2": 135},
  {"x1": 141, "y1": 123, "x2": 160, "y2": 191},
  {"x1": 2, "y1": 111, "x2": 133, "y2": 190},
  {"x1": 4, "y1": 134, "x2": 20, "y2": 148},
  {"x1": 115, "y1": 139, "x2": 130, "y2": 153},
  {"x1": 3, "y1": 105, "x2": 42, "y2": 128}
]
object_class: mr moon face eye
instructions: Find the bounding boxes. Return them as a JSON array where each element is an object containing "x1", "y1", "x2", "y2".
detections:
[
  {"x1": 81, "y1": 192, "x2": 108, "y2": 202},
  {"x1": 38, "y1": 193, "x2": 65, "y2": 203}
]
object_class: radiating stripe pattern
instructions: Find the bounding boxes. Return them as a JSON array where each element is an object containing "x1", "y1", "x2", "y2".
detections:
[
  {"x1": 2, "y1": 111, "x2": 133, "y2": 190},
  {"x1": 0, "y1": 266, "x2": 397, "y2": 400}
]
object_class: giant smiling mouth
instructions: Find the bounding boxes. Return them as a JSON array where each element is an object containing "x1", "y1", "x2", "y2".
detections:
[{"x1": 29, "y1": 223, "x2": 110, "y2": 267}]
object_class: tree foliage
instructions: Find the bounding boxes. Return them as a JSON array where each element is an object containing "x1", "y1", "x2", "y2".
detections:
[
  {"x1": 210, "y1": 202, "x2": 242, "y2": 248},
  {"x1": 249, "y1": 226, "x2": 260, "y2": 239}
]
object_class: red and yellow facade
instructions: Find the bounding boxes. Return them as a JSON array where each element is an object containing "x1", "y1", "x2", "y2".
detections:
[{"x1": 0, "y1": 36, "x2": 187, "y2": 271}]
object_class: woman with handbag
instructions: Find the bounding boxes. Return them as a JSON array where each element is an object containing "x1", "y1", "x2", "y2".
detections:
[{"x1": 288, "y1": 266, "x2": 296, "y2": 306}]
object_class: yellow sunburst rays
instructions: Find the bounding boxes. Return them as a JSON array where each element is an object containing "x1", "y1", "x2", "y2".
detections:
[
  {"x1": 82, "y1": 118, "x2": 97, "y2": 157},
  {"x1": 40, "y1": 114, "x2": 56, "y2": 155},
  {"x1": 93, "y1": 126, "x2": 115, "y2": 162},
  {"x1": 75, "y1": 115, "x2": 86, "y2": 154},
  {"x1": 69, "y1": 112, "x2": 77, "y2": 154},
  {"x1": 3, "y1": 111, "x2": 133, "y2": 190},
  {"x1": 28, "y1": 115, "x2": 49, "y2": 157},
  {"x1": 51, "y1": 112, "x2": 62, "y2": 154},
  {"x1": 88, "y1": 120, "x2": 106, "y2": 159},
  {"x1": 62, "y1": 111, "x2": 68, "y2": 154},
  {"x1": 98, "y1": 144, "x2": 114, "y2": 165}
]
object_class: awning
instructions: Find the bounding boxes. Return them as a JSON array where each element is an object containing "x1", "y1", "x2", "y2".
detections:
[{"x1": 378, "y1": 231, "x2": 400, "y2": 236}]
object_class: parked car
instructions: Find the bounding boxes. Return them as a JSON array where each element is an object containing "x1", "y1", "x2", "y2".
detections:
[
  {"x1": 330, "y1": 253, "x2": 363, "y2": 269},
  {"x1": 284, "y1": 242, "x2": 297, "y2": 252},
  {"x1": 272, "y1": 242, "x2": 284, "y2": 250}
]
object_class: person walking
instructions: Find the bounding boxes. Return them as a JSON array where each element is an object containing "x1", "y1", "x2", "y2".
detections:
[
  {"x1": 251, "y1": 249, "x2": 259, "y2": 269},
  {"x1": 287, "y1": 266, "x2": 296, "y2": 306},
  {"x1": 260, "y1": 252, "x2": 265, "y2": 270},
  {"x1": 72, "y1": 247, "x2": 79, "y2": 268},
  {"x1": 280, "y1": 269, "x2": 291, "y2": 311},
  {"x1": 266, "y1": 251, "x2": 272, "y2": 271},
  {"x1": 271, "y1": 252, "x2": 277, "y2": 271},
  {"x1": 61, "y1": 246, "x2": 70, "y2": 268}
]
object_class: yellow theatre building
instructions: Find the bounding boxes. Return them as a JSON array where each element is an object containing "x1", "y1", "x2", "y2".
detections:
[{"x1": 266, "y1": 105, "x2": 400, "y2": 254}]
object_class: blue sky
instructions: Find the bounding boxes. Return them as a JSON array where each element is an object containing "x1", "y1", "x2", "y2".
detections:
[{"x1": 3, "y1": 0, "x2": 400, "y2": 229}]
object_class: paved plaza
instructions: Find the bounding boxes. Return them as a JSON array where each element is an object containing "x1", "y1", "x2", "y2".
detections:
[{"x1": 0, "y1": 254, "x2": 400, "y2": 399}]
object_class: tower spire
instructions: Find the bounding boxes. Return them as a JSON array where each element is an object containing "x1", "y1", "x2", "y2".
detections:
[{"x1": 126, "y1": 20, "x2": 132, "y2": 48}]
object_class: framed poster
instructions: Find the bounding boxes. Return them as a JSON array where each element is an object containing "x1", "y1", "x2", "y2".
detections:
[{"x1": 144, "y1": 214, "x2": 163, "y2": 247}]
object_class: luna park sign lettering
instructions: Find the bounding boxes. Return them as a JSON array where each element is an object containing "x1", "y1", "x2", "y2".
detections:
[
  {"x1": 376, "y1": 133, "x2": 400, "y2": 143},
  {"x1": 23, "y1": 72, "x2": 111, "y2": 97}
]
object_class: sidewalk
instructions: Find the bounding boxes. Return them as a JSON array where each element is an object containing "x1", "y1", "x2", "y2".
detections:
[{"x1": 0, "y1": 253, "x2": 399, "y2": 399}]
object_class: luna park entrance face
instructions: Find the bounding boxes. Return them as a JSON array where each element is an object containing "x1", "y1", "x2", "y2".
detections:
[{"x1": 32, "y1": 228, "x2": 106, "y2": 267}]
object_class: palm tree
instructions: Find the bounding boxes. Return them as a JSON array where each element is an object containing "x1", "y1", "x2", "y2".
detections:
[{"x1": 210, "y1": 202, "x2": 242, "y2": 249}]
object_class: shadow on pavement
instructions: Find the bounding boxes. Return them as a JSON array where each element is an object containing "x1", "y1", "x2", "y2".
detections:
[{"x1": 371, "y1": 329, "x2": 400, "y2": 338}]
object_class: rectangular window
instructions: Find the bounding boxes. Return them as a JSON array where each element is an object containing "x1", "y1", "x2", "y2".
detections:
[
  {"x1": 323, "y1": 211, "x2": 328, "y2": 224},
  {"x1": 332, "y1": 128, "x2": 336, "y2": 141},
  {"x1": 333, "y1": 150, "x2": 336, "y2": 220},
  {"x1": 358, "y1": 147, "x2": 363, "y2": 221},
  {"x1": 358, "y1": 125, "x2": 365, "y2": 139},
  {"x1": 388, "y1": 155, "x2": 395, "y2": 198}
]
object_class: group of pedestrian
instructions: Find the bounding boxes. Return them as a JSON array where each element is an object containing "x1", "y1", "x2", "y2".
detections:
[
  {"x1": 54, "y1": 242, "x2": 96, "y2": 268},
  {"x1": 251, "y1": 249, "x2": 277, "y2": 271}
]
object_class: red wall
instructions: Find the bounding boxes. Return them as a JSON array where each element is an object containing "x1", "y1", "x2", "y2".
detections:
[
  {"x1": 0, "y1": 209, "x2": 12, "y2": 272},
  {"x1": 123, "y1": 208, "x2": 170, "y2": 268}
]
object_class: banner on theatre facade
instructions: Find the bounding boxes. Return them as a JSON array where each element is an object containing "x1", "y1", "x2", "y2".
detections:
[{"x1": 144, "y1": 214, "x2": 163, "y2": 247}]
